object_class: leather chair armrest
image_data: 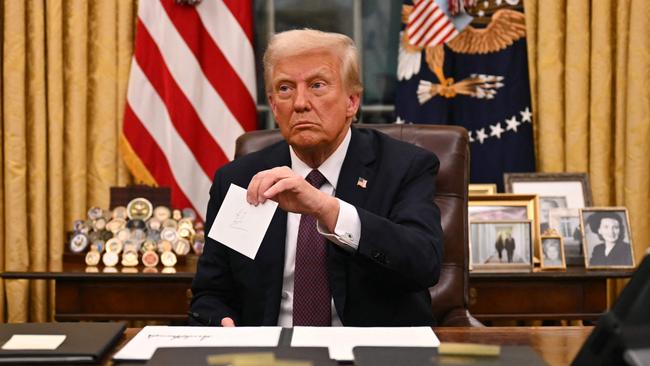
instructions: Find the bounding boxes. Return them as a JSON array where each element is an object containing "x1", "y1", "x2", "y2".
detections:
[{"x1": 438, "y1": 308, "x2": 484, "y2": 327}]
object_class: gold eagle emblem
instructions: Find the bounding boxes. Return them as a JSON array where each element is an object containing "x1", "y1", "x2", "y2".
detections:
[{"x1": 399, "y1": 4, "x2": 526, "y2": 102}]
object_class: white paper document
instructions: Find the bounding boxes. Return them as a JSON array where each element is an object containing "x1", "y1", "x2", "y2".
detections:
[
  {"x1": 291, "y1": 327, "x2": 440, "y2": 361},
  {"x1": 208, "y1": 183, "x2": 278, "y2": 259},
  {"x1": 1, "y1": 334, "x2": 66, "y2": 350},
  {"x1": 113, "y1": 326, "x2": 282, "y2": 361}
]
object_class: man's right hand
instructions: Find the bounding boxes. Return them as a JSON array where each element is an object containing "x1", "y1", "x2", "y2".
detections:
[{"x1": 221, "y1": 317, "x2": 235, "y2": 327}]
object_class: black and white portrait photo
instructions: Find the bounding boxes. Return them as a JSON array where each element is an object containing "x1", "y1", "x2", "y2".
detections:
[
  {"x1": 540, "y1": 236, "x2": 566, "y2": 269},
  {"x1": 470, "y1": 221, "x2": 532, "y2": 271},
  {"x1": 581, "y1": 208, "x2": 635, "y2": 268}
]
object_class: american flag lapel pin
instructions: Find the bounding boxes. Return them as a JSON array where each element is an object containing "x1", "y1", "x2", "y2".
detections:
[{"x1": 357, "y1": 177, "x2": 367, "y2": 189}]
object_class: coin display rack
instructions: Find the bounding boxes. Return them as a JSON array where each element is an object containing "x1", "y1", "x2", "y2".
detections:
[{"x1": 68, "y1": 197, "x2": 206, "y2": 269}]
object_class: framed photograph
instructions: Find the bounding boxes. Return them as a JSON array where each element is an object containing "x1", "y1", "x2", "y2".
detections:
[
  {"x1": 548, "y1": 208, "x2": 584, "y2": 266},
  {"x1": 469, "y1": 194, "x2": 541, "y2": 255},
  {"x1": 469, "y1": 220, "x2": 533, "y2": 272},
  {"x1": 580, "y1": 207, "x2": 635, "y2": 269},
  {"x1": 504, "y1": 172, "x2": 592, "y2": 235},
  {"x1": 540, "y1": 234, "x2": 566, "y2": 269},
  {"x1": 469, "y1": 183, "x2": 497, "y2": 195}
]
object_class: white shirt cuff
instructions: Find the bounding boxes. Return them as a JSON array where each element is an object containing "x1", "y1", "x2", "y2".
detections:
[{"x1": 317, "y1": 199, "x2": 361, "y2": 251}]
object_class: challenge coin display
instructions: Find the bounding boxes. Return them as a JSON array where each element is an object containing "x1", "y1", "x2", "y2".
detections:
[
  {"x1": 71, "y1": 199, "x2": 202, "y2": 269},
  {"x1": 126, "y1": 197, "x2": 153, "y2": 221}
]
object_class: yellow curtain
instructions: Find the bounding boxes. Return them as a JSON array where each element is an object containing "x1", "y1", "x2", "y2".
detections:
[
  {"x1": 1, "y1": 0, "x2": 135, "y2": 322},
  {"x1": 525, "y1": 0, "x2": 650, "y2": 266}
]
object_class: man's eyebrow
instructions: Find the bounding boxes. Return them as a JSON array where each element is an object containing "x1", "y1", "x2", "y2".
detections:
[
  {"x1": 304, "y1": 67, "x2": 335, "y2": 80},
  {"x1": 273, "y1": 67, "x2": 335, "y2": 84}
]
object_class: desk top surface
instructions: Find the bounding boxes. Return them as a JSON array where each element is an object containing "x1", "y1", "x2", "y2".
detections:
[
  {"x1": 470, "y1": 266, "x2": 634, "y2": 279},
  {"x1": 105, "y1": 326, "x2": 592, "y2": 366},
  {"x1": 2, "y1": 259, "x2": 633, "y2": 280},
  {"x1": 0, "y1": 256, "x2": 199, "y2": 280}
]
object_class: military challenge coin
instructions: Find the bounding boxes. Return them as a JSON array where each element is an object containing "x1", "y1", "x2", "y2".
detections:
[
  {"x1": 85, "y1": 250, "x2": 101, "y2": 266},
  {"x1": 126, "y1": 197, "x2": 153, "y2": 221},
  {"x1": 69, "y1": 233, "x2": 89, "y2": 253},
  {"x1": 102, "y1": 251, "x2": 119, "y2": 267},
  {"x1": 142, "y1": 250, "x2": 159, "y2": 267},
  {"x1": 160, "y1": 251, "x2": 177, "y2": 267}
]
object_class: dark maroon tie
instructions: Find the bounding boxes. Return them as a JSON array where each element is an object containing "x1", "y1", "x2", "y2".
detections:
[{"x1": 293, "y1": 169, "x2": 331, "y2": 326}]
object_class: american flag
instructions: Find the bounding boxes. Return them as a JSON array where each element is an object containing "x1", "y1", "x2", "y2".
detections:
[
  {"x1": 122, "y1": 0, "x2": 256, "y2": 221},
  {"x1": 407, "y1": 0, "x2": 459, "y2": 48}
]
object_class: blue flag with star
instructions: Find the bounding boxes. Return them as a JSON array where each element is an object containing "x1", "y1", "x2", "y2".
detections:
[{"x1": 395, "y1": 0, "x2": 535, "y2": 191}]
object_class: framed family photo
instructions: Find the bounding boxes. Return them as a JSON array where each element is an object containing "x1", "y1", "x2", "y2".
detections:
[
  {"x1": 580, "y1": 208, "x2": 635, "y2": 269},
  {"x1": 540, "y1": 234, "x2": 566, "y2": 270},
  {"x1": 469, "y1": 194, "x2": 541, "y2": 256},
  {"x1": 503, "y1": 172, "x2": 592, "y2": 235},
  {"x1": 469, "y1": 220, "x2": 533, "y2": 272}
]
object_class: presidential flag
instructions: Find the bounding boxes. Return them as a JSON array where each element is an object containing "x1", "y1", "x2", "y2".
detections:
[
  {"x1": 396, "y1": 0, "x2": 535, "y2": 190},
  {"x1": 121, "y1": 0, "x2": 257, "y2": 220}
]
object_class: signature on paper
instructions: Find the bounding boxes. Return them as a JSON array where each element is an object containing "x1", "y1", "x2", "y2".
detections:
[
  {"x1": 229, "y1": 208, "x2": 248, "y2": 231},
  {"x1": 147, "y1": 334, "x2": 214, "y2": 342}
]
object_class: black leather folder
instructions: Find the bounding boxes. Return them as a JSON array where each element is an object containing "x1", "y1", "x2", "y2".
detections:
[
  {"x1": 145, "y1": 347, "x2": 336, "y2": 366},
  {"x1": 0, "y1": 322, "x2": 125, "y2": 364},
  {"x1": 353, "y1": 346, "x2": 546, "y2": 366}
]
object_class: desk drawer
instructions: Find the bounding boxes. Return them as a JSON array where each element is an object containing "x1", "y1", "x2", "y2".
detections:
[
  {"x1": 55, "y1": 279, "x2": 192, "y2": 321},
  {"x1": 469, "y1": 278, "x2": 607, "y2": 321}
]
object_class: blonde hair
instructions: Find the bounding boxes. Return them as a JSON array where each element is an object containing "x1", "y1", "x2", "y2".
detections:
[{"x1": 263, "y1": 29, "x2": 363, "y2": 95}]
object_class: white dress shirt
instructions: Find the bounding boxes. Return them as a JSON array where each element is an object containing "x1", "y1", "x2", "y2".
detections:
[{"x1": 277, "y1": 128, "x2": 362, "y2": 327}]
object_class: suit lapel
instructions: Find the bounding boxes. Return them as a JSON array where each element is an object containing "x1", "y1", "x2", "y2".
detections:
[
  {"x1": 329, "y1": 127, "x2": 376, "y2": 322},
  {"x1": 335, "y1": 127, "x2": 376, "y2": 207}
]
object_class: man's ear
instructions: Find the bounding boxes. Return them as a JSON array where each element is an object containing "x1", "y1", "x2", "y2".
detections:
[{"x1": 346, "y1": 92, "x2": 361, "y2": 119}]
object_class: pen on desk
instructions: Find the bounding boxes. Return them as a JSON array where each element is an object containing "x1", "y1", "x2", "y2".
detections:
[{"x1": 187, "y1": 311, "x2": 213, "y2": 326}]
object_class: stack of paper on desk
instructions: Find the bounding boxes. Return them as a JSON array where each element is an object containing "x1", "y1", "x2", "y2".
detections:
[
  {"x1": 291, "y1": 326, "x2": 440, "y2": 361},
  {"x1": 113, "y1": 326, "x2": 282, "y2": 361}
]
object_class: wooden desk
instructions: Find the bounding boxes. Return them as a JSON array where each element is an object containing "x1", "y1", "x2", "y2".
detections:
[
  {"x1": 469, "y1": 268, "x2": 633, "y2": 322},
  {"x1": 2, "y1": 261, "x2": 631, "y2": 323},
  {"x1": 106, "y1": 326, "x2": 593, "y2": 366},
  {"x1": 1, "y1": 257, "x2": 198, "y2": 322}
]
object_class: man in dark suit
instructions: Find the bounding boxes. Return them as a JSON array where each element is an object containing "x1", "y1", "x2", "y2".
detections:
[
  {"x1": 504, "y1": 232, "x2": 516, "y2": 263},
  {"x1": 190, "y1": 29, "x2": 444, "y2": 327}
]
